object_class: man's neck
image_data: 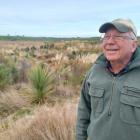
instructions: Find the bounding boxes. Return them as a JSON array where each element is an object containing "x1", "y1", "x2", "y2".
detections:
[{"x1": 109, "y1": 58, "x2": 131, "y2": 74}]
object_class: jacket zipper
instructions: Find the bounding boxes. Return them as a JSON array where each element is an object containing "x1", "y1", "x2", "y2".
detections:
[{"x1": 108, "y1": 76, "x2": 116, "y2": 116}]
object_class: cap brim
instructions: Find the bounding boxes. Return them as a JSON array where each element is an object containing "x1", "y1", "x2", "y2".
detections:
[
  {"x1": 99, "y1": 23, "x2": 116, "y2": 33},
  {"x1": 99, "y1": 22, "x2": 131, "y2": 33}
]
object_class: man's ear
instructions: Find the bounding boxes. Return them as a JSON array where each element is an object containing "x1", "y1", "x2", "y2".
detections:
[{"x1": 132, "y1": 40, "x2": 138, "y2": 52}]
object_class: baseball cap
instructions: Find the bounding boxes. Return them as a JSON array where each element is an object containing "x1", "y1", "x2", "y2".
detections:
[{"x1": 99, "y1": 18, "x2": 137, "y2": 36}]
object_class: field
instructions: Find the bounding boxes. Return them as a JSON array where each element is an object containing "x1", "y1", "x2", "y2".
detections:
[
  {"x1": 0, "y1": 36, "x2": 101, "y2": 140},
  {"x1": 0, "y1": 36, "x2": 139, "y2": 140}
]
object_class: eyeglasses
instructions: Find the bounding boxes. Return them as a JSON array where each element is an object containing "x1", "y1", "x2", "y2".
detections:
[{"x1": 100, "y1": 34, "x2": 135, "y2": 42}]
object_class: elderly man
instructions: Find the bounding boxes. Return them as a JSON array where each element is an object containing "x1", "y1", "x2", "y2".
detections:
[{"x1": 76, "y1": 18, "x2": 139, "y2": 140}]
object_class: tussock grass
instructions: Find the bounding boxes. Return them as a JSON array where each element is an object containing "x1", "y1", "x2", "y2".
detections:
[
  {"x1": 0, "y1": 102, "x2": 77, "y2": 140},
  {"x1": 0, "y1": 89, "x2": 29, "y2": 118}
]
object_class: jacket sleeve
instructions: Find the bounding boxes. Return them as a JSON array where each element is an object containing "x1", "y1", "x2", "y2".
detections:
[{"x1": 76, "y1": 74, "x2": 91, "y2": 140}]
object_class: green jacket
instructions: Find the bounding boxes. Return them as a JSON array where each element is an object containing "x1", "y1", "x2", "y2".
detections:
[{"x1": 76, "y1": 47, "x2": 140, "y2": 140}]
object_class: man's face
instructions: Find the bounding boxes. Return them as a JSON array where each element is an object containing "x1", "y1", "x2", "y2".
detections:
[{"x1": 101, "y1": 28, "x2": 137, "y2": 64}]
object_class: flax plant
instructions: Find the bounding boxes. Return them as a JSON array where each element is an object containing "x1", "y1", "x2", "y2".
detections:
[{"x1": 29, "y1": 64, "x2": 54, "y2": 104}]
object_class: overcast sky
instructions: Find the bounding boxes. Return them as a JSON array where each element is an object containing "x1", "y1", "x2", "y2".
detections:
[{"x1": 0, "y1": 0, "x2": 140, "y2": 37}]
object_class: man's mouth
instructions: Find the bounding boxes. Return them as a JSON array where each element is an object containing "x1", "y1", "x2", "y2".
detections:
[{"x1": 106, "y1": 48, "x2": 119, "y2": 51}]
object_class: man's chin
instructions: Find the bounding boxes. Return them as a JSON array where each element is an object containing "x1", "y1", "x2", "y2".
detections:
[{"x1": 106, "y1": 57, "x2": 119, "y2": 62}]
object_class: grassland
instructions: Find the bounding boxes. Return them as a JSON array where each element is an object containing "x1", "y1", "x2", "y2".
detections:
[{"x1": 0, "y1": 35, "x2": 139, "y2": 140}]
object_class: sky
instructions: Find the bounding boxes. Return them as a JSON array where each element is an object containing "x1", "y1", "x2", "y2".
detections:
[{"x1": 0, "y1": 0, "x2": 140, "y2": 37}]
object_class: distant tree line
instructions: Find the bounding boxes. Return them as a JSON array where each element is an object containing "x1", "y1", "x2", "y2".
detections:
[{"x1": 0, "y1": 35, "x2": 100, "y2": 42}]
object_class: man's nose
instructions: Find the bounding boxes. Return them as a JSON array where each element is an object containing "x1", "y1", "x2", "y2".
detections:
[{"x1": 106, "y1": 36, "x2": 115, "y2": 44}]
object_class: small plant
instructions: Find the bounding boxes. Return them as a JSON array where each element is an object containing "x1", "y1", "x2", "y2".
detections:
[
  {"x1": 29, "y1": 64, "x2": 54, "y2": 104},
  {"x1": 8, "y1": 61, "x2": 20, "y2": 84},
  {"x1": 0, "y1": 64, "x2": 11, "y2": 90}
]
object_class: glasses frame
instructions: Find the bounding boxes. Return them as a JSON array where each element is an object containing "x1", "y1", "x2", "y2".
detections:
[{"x1": 100, "y1": 34, "x2": 135, "y2": 42}]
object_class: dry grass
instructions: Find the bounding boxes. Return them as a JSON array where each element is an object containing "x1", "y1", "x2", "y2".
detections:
[
  {"x1": 0, "y1": 102, "x2": 77, "y2": 140},
  {"x1": 77, "y1": 53, "x2": 98, "y2": 63},
  {"x1": 0, "y1": 40, "x2": 44, "y2": 49},
  {"x1": 56, "y1": 84, "x2": 79, "y2": 96},
  {"x1": 0, "y1": 89, "x2": 29, "y2": 118}
]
